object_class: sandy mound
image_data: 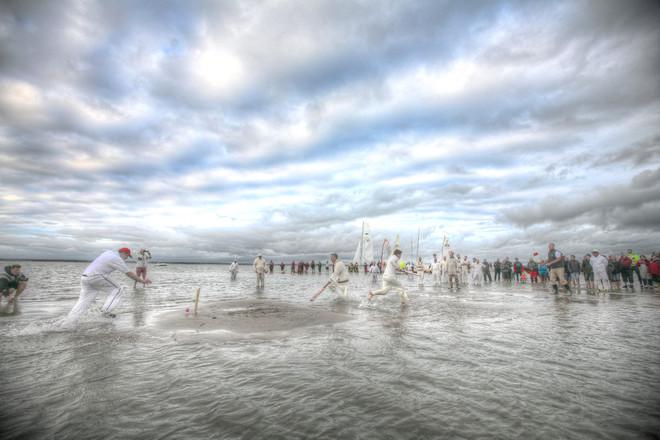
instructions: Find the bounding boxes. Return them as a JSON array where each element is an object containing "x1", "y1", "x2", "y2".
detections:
[{"x1": 152, "y1": 299, "x2": 353, "y2": 336}]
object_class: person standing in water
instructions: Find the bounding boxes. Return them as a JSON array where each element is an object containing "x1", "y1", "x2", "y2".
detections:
[
  {"x1": 431, "y1": 254, "x2": 442, "y2": 286},
  {"x1": 229, "y1": 260, "x2": 239, "y2": 281},
  {"x1": 134, "y1": 249, "x2": 151, "y2": 288},
  {"x1": 253, "y1": 254, "x2": 267, "y2": 288},
  {"x1": 446, "y1": 251, "x2": 460, "y2": 290},
  {"x1": 369, "y1": 262, "x2": 380, "y2": 283},
  {"x1": 311, "y1": 253, "x2": 349, "y2": 301},
  {"x1": 590, "y1": 250, "x2": 610, "y2": 292},
  {"x1": 547, "y1": 243, "x2": 571, "y2": 294},
  {"x1": 368, "y1": 249, "x2": 410, "y2": 304},
  {"x1": 66, "y1": 248, "x2": 151, "y2": 323}
]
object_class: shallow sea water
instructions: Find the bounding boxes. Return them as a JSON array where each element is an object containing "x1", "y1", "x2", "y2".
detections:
[{"x1": 1, "y1": 261, "x2": 659, "y2": 439}]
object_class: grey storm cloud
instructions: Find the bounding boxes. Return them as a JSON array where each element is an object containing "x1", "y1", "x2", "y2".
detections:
[{"x1": 1, "y1": 0, "x2": 660, "y2": 262}]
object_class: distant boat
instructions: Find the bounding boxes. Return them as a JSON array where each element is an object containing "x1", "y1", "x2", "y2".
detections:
[
  {"x1": 353, "y1": 221, "x2": 374, "y2": 265},
  {"x1": 154, "y1": 263, "x2": 168, "y2": 267}
]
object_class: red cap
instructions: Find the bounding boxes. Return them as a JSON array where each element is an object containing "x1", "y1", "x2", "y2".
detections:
[{"x1": 118, "y1": 247, "x2": 132, "y2": 256}]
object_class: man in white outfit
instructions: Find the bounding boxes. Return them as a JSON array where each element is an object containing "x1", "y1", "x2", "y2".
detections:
[
  {"x1": 590, "y1": 250, "x2": 610, "y2": 292},
  {"x1": 460, "y1": 256, "x2": 470, "y2": 286},
  {"x1": 431, "y1": 254, "x2": 442, "y2": 286},
  {"x1": 66, "y1": 248, "x2": 151, "y2": 323},
  {"x1": 253, "y1": 254, "x2": 267, "y2": 288},
  {"x1": 229, "y1": 260, "x2": 239, "y2": 281},
  {"x1": 440, "y1": 256, "x2": 448, "y2": 284},
  {"x1": 369, "y1": 262, "x2": 379, "y2": 283},
  {"x1": 471, "y1": 258, "x2": 483, "y2": 286},
  {"x1": 416, "y1": 257, "x2": 426, "y2": 286},
  {"x1": 368, "y1": 249, "x2": 409, "y2": 304},
  {"x1": 310, "y1": 253, "x2": 350, "y2": 301},
  {"x1": 328, "y1": 253, "x2": 350, "y2": 298}
]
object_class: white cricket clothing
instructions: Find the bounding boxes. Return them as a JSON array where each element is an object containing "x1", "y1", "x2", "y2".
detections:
[
  {"x1": 383, "y1": 255, "x2": 400, "y2": 281},
  {"x1": 253, "y1": 257, "x2": 267, "y2": 274},
  {"x1": 371, "y1": 278, "x2": 408, "y2": 303},
  {"x1": 229, "y1": 262, "x2": 239, "y2": 273},
  {"x1": 590, "y1": 255, "x2": 608, "y2": 273},
  {"x1": 591, "y1": 255, "x2": 609, "y2": 290},
  {"x1": 66, "y1": 274, "x2": 124, "y2": 323},
  {"x1": 329, "y1": 260, "x2": 349, "y2": 284},
  {"x1": 83, "y1": 250, "x2": 129, "y2": 276}
]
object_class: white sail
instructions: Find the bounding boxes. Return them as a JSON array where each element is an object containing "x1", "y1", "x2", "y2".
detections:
[
  {"x1": 353, "y1": 238, "x2": 362, "y2": 263},
  {"x1": 394, "y1": 234, "x2": 400, "y2": 250},
  {"x1": 353, "y1": 222, "x2": 374, "y2": 264},
  {"x1": 442, "y1": 235, "x2": 452, "y2": 257}
]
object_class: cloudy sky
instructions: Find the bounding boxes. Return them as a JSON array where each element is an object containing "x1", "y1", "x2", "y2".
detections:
[{"x1": 1, "y1": 0, "x2": 659, "y2": 262}]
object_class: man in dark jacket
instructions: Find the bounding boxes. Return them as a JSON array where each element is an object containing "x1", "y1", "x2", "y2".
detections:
[
  {"x1": 494, "y1": 259, "x2": 501, "y2": 282},
  {"x1": 567, "y1": 255, "x2": 581, "y2": 289}
]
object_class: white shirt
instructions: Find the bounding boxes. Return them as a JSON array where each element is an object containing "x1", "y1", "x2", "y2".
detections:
[
  {"x1": 383, "y1": 255, "x2": 400, "y2": 280},
  {"x1": 135, "y1": 251, "x2": 151, "y2": 268},
  {"x1": 229, "y1": 262, "x2": 239, "y2": 272},
  {"x1": 432, "y1": 262, "x2": 442, "y2": 273},
  {"x1": 253, "y1": 257, "x2": 267, "y2": 273},
  {"x1": 83, "y1": 250, "x2": 129, "y2": 276},
  {"x1": 330, "y1": 260, "x2": 349, "y2": 283},
  {"x1": 591, "y1": 254, "x2": 608, "y2": 272},
  {"x1": 369, "y1": 265, "x2": 379, "y2": 274}
]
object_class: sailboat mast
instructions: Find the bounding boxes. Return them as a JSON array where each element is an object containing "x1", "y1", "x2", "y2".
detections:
[
  {"x1": 360, "y1": 221, "x2": 364, "y2": 264},
  {"x1": 416, "y1": 228, "x2": 420, "y2": 259}
]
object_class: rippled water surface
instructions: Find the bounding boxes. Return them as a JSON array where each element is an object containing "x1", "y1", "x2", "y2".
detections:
[{"x1": 1, "y1": 261, "x2": 659, "y2": 439}]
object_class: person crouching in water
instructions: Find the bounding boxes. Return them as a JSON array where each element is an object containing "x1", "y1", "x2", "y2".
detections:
[
  {"x1": 66, "y1": 248, "x2": 151, "y2": 323},
  {"x1": 368, "y1": 249, "x2": 410, "y2": 304},
  {"x1": 310, "y1": 253, "x2": 350, "y2": 301},
  {"x1": 0, "y1": 264, "x2": 29, "y2": 310}
]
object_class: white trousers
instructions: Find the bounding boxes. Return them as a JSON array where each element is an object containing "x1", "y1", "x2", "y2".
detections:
[
  {"x1": 461, "y1": 269, "x2": 469, "y2": 284},
  {"x1": 66, "y1": 275, "x2": 124, "y2": 322},
  {"x1": 432, "y1": 272, "x2": 441, "y2": 285},
  {"x1": 329, "y1": 281, "x2": 349, "y2": 298},
  {"x1": 594, "y1": 269, "x2": 610, "y2": 290},
  {"x1": 256, "y1": 272, "x2": 265, "y2": 288},
  {"x1": 371, "y1": 278, "x2": 409, "y2": 302}
]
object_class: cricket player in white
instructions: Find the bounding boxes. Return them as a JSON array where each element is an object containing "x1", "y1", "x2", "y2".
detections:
[
  {"x1": 431, "y1": 254, "x2": 442, "y2": 286},
  {"x1": 328, "y1": 253, "x2": 349, "y2": 298},
  {"x1": 253, "y1": 254, "x2": 267, "y2": 288},
  {"x1": 229, "y1": 260, "x2": 239, "y2": 281},
  {"x1": 310, "y1": 253, "x2": 350, "y2": 301},
  {"x1": 368, "y1": 249, "x2": 409, "y2": 304},
  {"x1": 590, "y1": 250, "x2": 610, "y2": 292},
  {"x1": 66, "y1": 248, "x2": 150, "y2": 323}
]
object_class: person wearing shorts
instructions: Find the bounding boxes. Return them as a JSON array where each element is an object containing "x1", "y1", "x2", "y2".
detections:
[
  {"x1": 134, "y1": 249, "x2": 151, "y2": 288},
  {"x1": 547, "y1": 243, "x2": 571, "y2": 294}
]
